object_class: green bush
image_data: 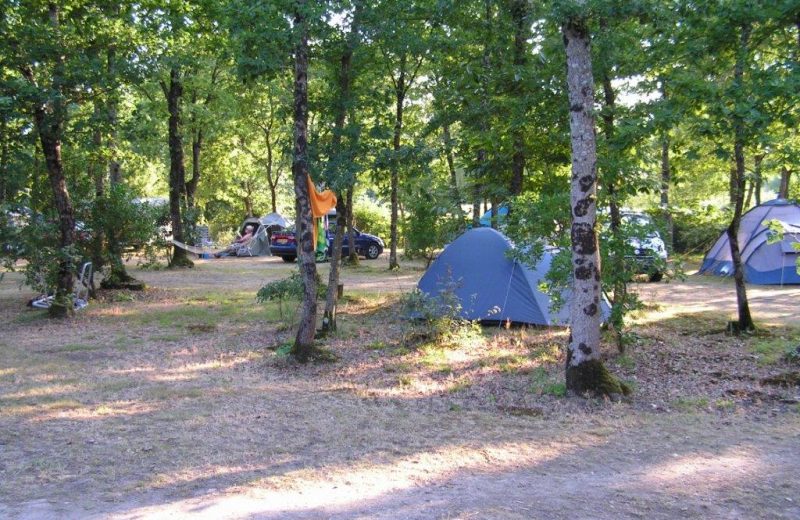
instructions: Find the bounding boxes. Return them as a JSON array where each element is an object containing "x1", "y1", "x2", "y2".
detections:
[
  {"x1": 352, "y1": 200, "x2": 390, "y2": 240},
  {"x1": 672, "y1": 205, "x2": 730, "y2": 254}
]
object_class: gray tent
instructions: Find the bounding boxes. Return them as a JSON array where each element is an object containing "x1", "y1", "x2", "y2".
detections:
[
  {"x1": 417, "y1": 228, "x2": 609, "y2": 326},
  {"x1": 699, "y1": 199, "x2": 800, "y2": 285}
]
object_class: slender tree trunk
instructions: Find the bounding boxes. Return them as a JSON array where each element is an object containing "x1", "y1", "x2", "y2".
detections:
[
  {"x1": 90, "y1": 110, "x2": 105, "y2": 295},
  {"x1": 163, "y1": 68, "x2": 193, "y2": 268},
  {"x1": 322, "y1": 4, "x2": 360, "y2": 333},
  {"x1": 563, "y1": 9, "x2": 627, "y2": 397},
  {"x1": 187, "y1": 128, "x2": 202, "y2": 209},
  {"x1": 752, "y1": 153, "x2": 763, "y2": 206},
  {"x1": 728, "y1": 24, "x2": 754, "y2": 333},
  {"x1": 389, "y1": 55, "x2": 406, "y2": 270},
  {"x1": 0, "y1": 115, "x2": 8, "y2": 203},
  {"x1": 442, "y1": 123, "x2": 460, "y2": 208},
  {"x1": 292, "y1": 1, "x2": 318, "y2": 361},
  {"x1": 600, "y1": 59, "x2": 627, "y2": 351},
  {"x1": 346, "y1": 188, "x2": 358, "y2": 264},
  {"x1": 266, "y1": 132, "x2": 278, "y2": 213},
  {"x1": 509, "y1": 0, "x2": 528, "y2": 196},
  {"x1": 660, "y1": 130, "x2": 673, "y2": 251}
]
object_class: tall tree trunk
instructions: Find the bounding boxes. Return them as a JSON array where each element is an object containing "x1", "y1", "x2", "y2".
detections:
[
  {"x1": 292, "y1": 0, "x2": 318, "y2": 361},
  {"x1": 563, "y1": 8, "x2": 627, "y2": 397},
  {"x1": 103, "y1": 45, "x2": 137, "y2": 288},
  {"x1": 22, "y1": 4, "x2": 76, "y2": 318},
  {"x1": 389, "y1": 55, "x2": 406, "y2": 270},
  {"x1": 659, "y1": 80, "x2": 673, "y2": 251},
  {"x1": 187, "y1": 128, "x2": 202, "y2": 209},
  {"x1": 509, "y1": 0, "x2": 528, "y2": 196},
  {"x1": 660, "y1": 130, "x2": 673, "y2": 251},
  {"x1": 0, "y1": 114, "x2": 8, "y2": 203},
  {"x1": 600, "y1": 57, "x2": 627, "y2": 352},
  {"x1": 728, "y1": 24, "x2": 754, "y2": 333},
  {"x1": 323, "y1": 4, "x2": 361, "y2": 333},
  {"x1": 90, "y1": 109, "x2": 105, "y2": 295},
  {"x1": 163, "y1": 68, "x2": 193, "y2": 268}
]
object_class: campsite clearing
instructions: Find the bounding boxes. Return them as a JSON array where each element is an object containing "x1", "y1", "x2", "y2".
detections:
[{"x1": 1, "y1": 257, "x2": 799, "y2": 519}]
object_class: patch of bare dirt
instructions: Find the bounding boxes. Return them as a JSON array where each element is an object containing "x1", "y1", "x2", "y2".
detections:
[{"x1": 1, "y1": 261, "x2": 799, "y2": 519}]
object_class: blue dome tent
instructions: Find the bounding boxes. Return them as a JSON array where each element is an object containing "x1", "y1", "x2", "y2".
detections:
[
  {"x1": 417, "y1": 227, "x2": 609, "y2": 326},
  {"x1": 699, "y1": 199, "x2": 800, "y2": 285}
]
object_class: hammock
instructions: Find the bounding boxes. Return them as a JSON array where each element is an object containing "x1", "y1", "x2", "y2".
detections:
[{"x1": 170, "y1": 239, "x2": 222, "y2": 256}]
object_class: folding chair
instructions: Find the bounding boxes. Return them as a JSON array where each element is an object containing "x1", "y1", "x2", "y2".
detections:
[{"x1": 31, "y1": 261, "x2": 93, "y2": 310}]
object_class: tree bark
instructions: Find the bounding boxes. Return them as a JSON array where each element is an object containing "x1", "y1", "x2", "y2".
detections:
[
  {"x1": 442, "y1": 123, "x2": 461, "y2": 208},
  {"x1": 291, "y1": 0, "x2": 318, "y2": 362},
  {"x1": 389, "y1": 54, "x2": 406, "y2": 270},
  {"x1": 509, "y1": 0, "x2": 529, "y2": 196},
  {"x1": 660, "y1": 130, "x2": 673, "y2": 251},
  {"x1": 0, "y1": 114, "x2": 8, "y2": 203},
  {"x1": 727, "y1": 24, "x2": 754, "y2": 333},
  {"x1": 563, "y1": 10, "x2": 626, "y2": 397},
  {"x1": 346, "y1": 188, "x2": 358, "y2": 264},
  {"x1": 751, "y1": 153, "x2": 764, "y2": 206},
  {"x1": 778, "y1": 166, "x2": 792, "y2": 199},
  {"x1": 22, "y1": 4, "x2": 76, "y2": 318},
  {"x1": 322, "y1": 4, "x2": 361, "y2": 333},
  {"x1": 163, "y1": 67, "x2": 193, "y2": 268}
]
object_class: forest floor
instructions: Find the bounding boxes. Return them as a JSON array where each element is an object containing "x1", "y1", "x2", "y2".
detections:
[{"x1": 1, "y1": 255, "x2": 799, "y2": 519}]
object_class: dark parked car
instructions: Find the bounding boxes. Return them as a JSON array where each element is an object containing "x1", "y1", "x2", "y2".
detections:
[{"x1": 270, "y1": 223, "x2": 384, "y2": 263}]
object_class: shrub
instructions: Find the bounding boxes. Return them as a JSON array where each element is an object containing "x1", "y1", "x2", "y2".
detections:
[{"x1": 672, "y1": 204, "x2": 730, "y2": 254}]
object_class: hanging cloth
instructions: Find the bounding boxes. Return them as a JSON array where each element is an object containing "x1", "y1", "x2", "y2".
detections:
[{"x1": 306, "y1": 173, "x2": 337, "y2": 246}]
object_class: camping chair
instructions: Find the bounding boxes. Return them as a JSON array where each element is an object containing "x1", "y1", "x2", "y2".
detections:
[
  {"x1": 31, "y1": 261, "x2": 93, "y2": 310},
  {"x1": 235, "y1": 225, "x2": 266, "y2": 257}
]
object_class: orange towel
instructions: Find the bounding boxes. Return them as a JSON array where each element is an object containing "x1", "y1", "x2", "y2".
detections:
[{"x1": 306, "y1": 174, "x2": 337, "y2": 246}]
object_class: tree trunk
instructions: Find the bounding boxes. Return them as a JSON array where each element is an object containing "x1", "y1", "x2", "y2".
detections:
[
  {"x1": 346, "y1": 188, "x2": 358, "y2": 264},
  {"x1": 389, "y1": 55, "x2": 406, "y2": 270},
  {"x1": 752, "y1": 153, "x2": 764, "y2": 206},
  {"x1": 322, "y1": 5, "x2": 360, "y2": 333},
  {"x1": 660, "y1": 130, "x2": 674, "y2": 251},
  {"x1": 291, "y1": 1, "x2": 318, "y2": 362},
  {"x1": 509, "y1": 0, "x2": 528, "y2": 196},
  {"x1": 164, "y1": 67, "x2": 193, "y2": 268},
  {"x1": 600, "y1": 57, "x2": 627, "y2": 352},
  {"x1": 187, "y1": 128, "x2": 202, "y2": 209},
  {"x1": 563, "y1": 10, "x2": 627, "y2": 397},
  {"x1": 103, "y1": 45, "x2": 137, "y2": 288},
  {"x1": 90, "y1": 111, "x2": 105, "y2": 296},
  {"x1": 727, "y1": 24, "x2": 754, "y2": 333},
  {"x1": 778, "y1": 166, "x2": 792, "y2": 199},
  {"x1": 22, "y1": 5, "x2": 75, "y2": 318},
  {"x1": 442, "y1": 123, "x2": 460, "y2": 209},
  {"x1": 0, "y1": 114, "x2": 8, "y2": 203}
]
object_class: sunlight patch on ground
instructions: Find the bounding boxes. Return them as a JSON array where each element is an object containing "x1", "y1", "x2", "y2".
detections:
[
  {"x1": 637, "y1": 448, "x2": 760, "y2": 491},
  {"x1": 2, "y1": 382, "x2": 83, "y2": 400},
  {"x1": 112, "y1": 439, "x2": 581, "y2": 519}
]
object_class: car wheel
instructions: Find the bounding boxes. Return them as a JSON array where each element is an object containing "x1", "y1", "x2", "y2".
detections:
[
  {"x1": 648, "y1": 271, "x2": 663, "y2": 282},
  {"x1": 281, "y1": 256, "x2": 296, "y2": 263},
  {"x1": 366, "y1": 244, "x2": 381, "y2": 260}
]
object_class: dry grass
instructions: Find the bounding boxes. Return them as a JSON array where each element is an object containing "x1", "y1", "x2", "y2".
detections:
[{"x1": 0, "y1": 257, "x2": 799, "y2": 519}]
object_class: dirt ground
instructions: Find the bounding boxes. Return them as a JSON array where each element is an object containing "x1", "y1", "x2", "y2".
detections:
[{"x1": 1, "y1": 256, "x2": 799, "y2": 519}]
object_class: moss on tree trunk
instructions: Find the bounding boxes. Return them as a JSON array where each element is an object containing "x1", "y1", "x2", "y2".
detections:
[{"x1": 566, "y1": 358, "x2": 630, "y2": 398}]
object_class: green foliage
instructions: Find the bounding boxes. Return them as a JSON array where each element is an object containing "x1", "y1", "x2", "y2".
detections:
[
  {"x1": 401, "y1": 274, "x2": 481, "y2": 349},
  {"x1": 352, "y1": 200, "x2": 390, "y2": 240},
  {"x1": 256, "y1": 271, "x2": 327, "y2": 319},
  {"x1": 672, "y1": 205, "x2": 731, "y2": 254}
]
